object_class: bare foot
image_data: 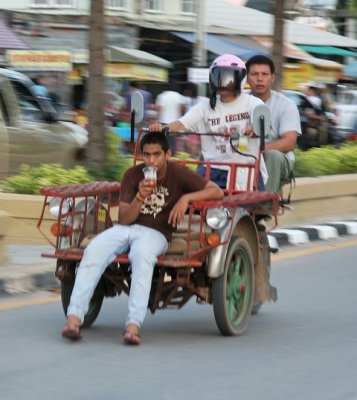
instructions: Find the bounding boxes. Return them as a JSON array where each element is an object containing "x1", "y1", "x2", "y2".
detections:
[
  {"x1": 61, "y1": 315, "x2": 82, "y2": 341},
  {"x1": 123, "y1": 323, "x2": 140, "y2": 345}
]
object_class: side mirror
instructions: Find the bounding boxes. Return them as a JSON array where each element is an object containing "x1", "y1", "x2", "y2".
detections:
[
  {"x1": 253, "y1": 104, "x2": 270, "y2": 151},
  {"x1": 130, "y1": 91, "x2": 144, "y2": 142},
  {"x1": 131, "y1": 91, "x2": 144, "y2": 125}
]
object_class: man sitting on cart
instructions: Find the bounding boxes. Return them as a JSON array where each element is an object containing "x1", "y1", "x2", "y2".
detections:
[
  {"x1": 61, "y1": 132, "x2": 224, "y2": 345},
  {"x1": 149, "y1": 54, "x2": 268, "y2": 191}
]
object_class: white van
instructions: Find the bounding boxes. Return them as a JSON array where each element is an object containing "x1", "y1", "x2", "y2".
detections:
[{"x1": 0, "y1": 69, "x2": 88, "y2": 179}]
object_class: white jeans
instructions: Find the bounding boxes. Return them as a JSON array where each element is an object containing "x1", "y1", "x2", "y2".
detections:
[{"x1": 67, "y1": 224, "x2": 168, "y2": 328}]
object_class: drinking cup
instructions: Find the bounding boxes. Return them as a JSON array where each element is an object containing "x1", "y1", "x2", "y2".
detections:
[
  {"x1": 238, "y1": 135, "x2": 248, "y2": 152},
  {"x1": 143, "y1": 166, "x2": 157, "y2": 187}
]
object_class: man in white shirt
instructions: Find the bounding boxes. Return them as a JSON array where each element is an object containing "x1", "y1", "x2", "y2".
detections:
[
  {"x1": 246, "y1": 55, "x2": 301, "y2": 193},
  {"x1": 155, "y1": 86, "x2": 186, "y2": 124}
]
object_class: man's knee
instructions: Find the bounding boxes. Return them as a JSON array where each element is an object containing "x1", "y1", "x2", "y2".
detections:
[{"x1": 264, "y1": 149, "x2": 285, "y2": 164}]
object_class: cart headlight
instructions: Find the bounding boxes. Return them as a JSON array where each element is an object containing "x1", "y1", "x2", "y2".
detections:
[
  {"x1": 206, "y1": 207, "x2": 230, "y2": 230},
  {"x1": 49, "y1": 197, "x2": 72, "y2": 218}
]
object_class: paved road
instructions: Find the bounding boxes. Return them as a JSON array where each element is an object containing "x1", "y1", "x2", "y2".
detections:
[{"x1": 0, "y1": 238, "x2": 356, "y2": 400}]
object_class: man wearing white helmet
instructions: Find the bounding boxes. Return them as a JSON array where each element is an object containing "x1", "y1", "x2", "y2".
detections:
[{"x1": 149, "y1": 54, "x2": 268, "y2": 190}]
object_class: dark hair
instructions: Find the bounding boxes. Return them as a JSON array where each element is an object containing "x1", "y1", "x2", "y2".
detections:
[
  {"x1": 129, "y1": 81, "x2": 140, "y2": 88},
  {"x1": 246, "y1": 55, "x2": 275, "y2": 74},
  {"x1": 139, "y1": 132, "x2": 170, "y2": 153}
]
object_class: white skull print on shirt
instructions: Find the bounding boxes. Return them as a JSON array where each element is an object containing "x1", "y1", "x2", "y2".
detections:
[{"x1": 140, "y1": 185, "x2": 169, "y2": 218}]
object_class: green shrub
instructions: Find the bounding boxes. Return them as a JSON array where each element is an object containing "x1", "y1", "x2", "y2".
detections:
[
  {"x1": 0, "y1": 164, "x2": 92, "y2": 195},
  {"x1": 172, "y1": 151, "x2": 198, "y2": 171},
  {"x1": 1, "y1": 140, "x2": 356, "y2": 195},
  {"x1": 294, "y1": 142, "x2": 357, "y2": 177}
]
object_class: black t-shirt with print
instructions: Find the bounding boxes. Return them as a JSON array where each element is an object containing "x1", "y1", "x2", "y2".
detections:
[{"x1": 120, "y1": 161, "x2": 208, "y2": 241}]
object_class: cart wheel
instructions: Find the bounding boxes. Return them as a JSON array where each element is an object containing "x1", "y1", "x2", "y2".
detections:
[
  {"x1": 212, "y1": 237, "x2": 255, "y2": 336},
  {"x1": 61, "y1": 277, "x2": 104, "y2": 329},
  {"x1": 252, "y1": 229, "x2": 271, "y2": 315}
]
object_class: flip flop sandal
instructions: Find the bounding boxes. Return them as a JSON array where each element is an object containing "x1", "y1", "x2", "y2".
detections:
[
  {"x1": 61, "y1": 325, "x2": 82, "y2": 341},
  {"x1": 123, "y1": 330, "x2": 141, "y2": 345}
]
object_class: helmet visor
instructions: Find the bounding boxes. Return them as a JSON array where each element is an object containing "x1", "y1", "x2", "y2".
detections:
[{"x1": 210, "y1": 66, "x2": 246, "y2": 90}]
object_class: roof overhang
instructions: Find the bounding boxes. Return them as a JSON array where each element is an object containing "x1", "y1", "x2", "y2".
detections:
[
  {"x1": 297, "y1": 45, "x2": 357, "y2": 57},
  {"x1": 172, "y1": 32, "x2": 266, "y2": 61}
]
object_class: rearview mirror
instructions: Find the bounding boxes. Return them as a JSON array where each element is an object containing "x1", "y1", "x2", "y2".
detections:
[
  {"x1": 253, "y1": 104, "x2": 270, "y2": 150},
  {"x1": 131, "y1": 91, "x2": 144, "y2": 125},
  {"x1": 253, "y1": 104, "x2": 270, "y2": 138}
]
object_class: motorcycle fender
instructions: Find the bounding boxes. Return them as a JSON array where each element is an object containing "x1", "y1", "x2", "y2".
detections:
[{"x1": 207, "y1": 208, "x2": 259, "y2": 279}]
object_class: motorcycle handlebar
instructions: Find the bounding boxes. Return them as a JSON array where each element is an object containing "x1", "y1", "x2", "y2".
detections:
[{"x1": 140, "y1": 127, "x2": 241, "y2": 139}]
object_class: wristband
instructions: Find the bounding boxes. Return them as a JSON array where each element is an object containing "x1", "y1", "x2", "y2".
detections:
[{"x1": 136, "y1": 192, "x2": 145, "y2": 202}]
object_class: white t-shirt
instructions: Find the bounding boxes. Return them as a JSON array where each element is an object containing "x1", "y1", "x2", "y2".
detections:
[
  {"x1": 156, "y1": 91, "x2": 186, "y2": 124},
  {"x1": 179, "y1": 93, "x2": 268, "y2": 184},
  {"x1": 265, "y1": 90, "x2": 302, "y2": 162}
]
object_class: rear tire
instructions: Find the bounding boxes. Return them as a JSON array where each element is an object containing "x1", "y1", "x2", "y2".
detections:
[{"x1": 212, "y1": 237, "x2": 255, "y2": 336}]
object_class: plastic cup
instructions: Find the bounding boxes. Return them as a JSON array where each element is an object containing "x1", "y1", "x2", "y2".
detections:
[
  {"x1": 143, "y1": 166, "x2": 157, "y2": 187},
  {"x1": 238, "y1": 135, "x2": 248, "y2": 152}
]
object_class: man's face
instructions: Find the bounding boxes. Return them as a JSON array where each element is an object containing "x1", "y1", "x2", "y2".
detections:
[
  {"x1": 142, "y1": 143, "x2": 170, "y2": 173},
  {"x1": 247, "y1": 64, "x2": 274, "y2": 98}
]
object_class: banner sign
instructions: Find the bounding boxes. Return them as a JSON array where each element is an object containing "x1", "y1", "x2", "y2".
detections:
[
  {"x1": 105, "y1": 63, "x2": 168, "y2": 82},
  {"x1": 6, "y1": 50, "x2": 72, "y2": 71}
]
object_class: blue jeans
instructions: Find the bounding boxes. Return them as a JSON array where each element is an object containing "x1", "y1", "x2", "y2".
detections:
[{"x1": 67, "y1": 224, "x2": 168, "y2": 328}]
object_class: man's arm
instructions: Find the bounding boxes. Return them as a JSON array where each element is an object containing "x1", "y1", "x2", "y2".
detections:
[
  {"x1": 168, "y1": 181, "x2": 224, "y2": 227},
  {"x1": 265, "y1": 131, "x2": 297, "y2": 153},
  {"x1": 119, "y1": 178, "x2": 154, "y2": 225},
  {"x1": 149, "y1": 120, "x2": 186, "y2": 133}
]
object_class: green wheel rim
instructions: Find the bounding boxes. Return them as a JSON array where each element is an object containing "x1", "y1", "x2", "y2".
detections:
[{"x1": 226, "y1": 248, "x2": 251, "y2": 326}]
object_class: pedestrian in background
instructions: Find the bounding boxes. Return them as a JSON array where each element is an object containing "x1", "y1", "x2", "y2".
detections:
[
  {"x1": 32, "y1": 76, "x2": 50, "y2": 98},
  {"x1": 155, "y1": 83, "x2": 186, "y2": 154},
  {"x1": 182, "y1": 82, "x2": 206, "y2": 157}
]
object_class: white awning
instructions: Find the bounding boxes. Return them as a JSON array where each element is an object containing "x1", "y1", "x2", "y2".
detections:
[
  {"x1": 72, "y1": 47, "x2": 173, "y2": 69},
  {"x1": 107, "y1": 46, "x2": 173, "y2": 69},
  {"x1": 204, "y1": 0, "x2": 357, "y2": 48}
]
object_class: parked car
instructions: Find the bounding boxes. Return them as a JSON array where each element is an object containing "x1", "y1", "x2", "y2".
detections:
[
  {"x1": 0, "y1": 69, "x2": 88, "y2": 179},
  {"x1": 334, "y1": 89, "x2": 357, "y2": 142},
  {"x1": 282, "y1": 90, "x2": 336, "y2": 150}
]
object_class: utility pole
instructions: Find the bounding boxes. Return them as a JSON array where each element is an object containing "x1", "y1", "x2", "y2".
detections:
[
  {"x1": 272, "y1": 0, "x2": 285, "y2": 91},
  {"x1": 193, "y1": 0, "x2": 207, "y2": 96},
  {"x1": 87, "y1": 0, "x2": 106, "y2": 171}
]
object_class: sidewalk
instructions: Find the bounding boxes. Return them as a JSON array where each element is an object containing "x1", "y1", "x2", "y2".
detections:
[{"x1": 0, "y1": 245, "x2": 59, "y2": 295}]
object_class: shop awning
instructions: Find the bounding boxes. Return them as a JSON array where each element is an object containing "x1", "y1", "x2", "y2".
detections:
[
  {"x1": 107, "y1": 46, "x2": 173, "y2": 68},
  {"x1": 297, "y1": 45, "x2": 357, "y2": 57},
  {"x1": 0, "y1": 20, "x2": 30, "y2": 53},
  {"x1": 250, "y1": 36, "x2": 313, "y2": 59},
  {"x1": 172, "y1": 32, "x2": 266, "y2": 61},
  {"x1": 71, "y1": 47, "x2": 172, "y2": 82}
]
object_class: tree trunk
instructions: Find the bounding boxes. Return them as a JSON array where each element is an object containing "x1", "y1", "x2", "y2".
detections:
[
  {"x1": 86, "y1": 0, "x2": 107, "y2": 172},
  {"x1": 272, "y1": 0, "x2": 285, "y2": 91}
]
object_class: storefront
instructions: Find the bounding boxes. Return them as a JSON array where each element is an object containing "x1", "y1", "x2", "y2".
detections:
[
  {"x1": 6, "y1": 49, "x2": 73, "y2": 106},
  {"x1": 6, "y1": 47, "x2": 172, "y2": 110},
  {"x1": 283, "y1": 59, "x2": 343, "y2": 90}
]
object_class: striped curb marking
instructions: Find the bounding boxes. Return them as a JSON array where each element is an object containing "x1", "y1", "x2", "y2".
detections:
[{"x1": 268, "y1": 220, "x2": 357, "y2": 249}]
